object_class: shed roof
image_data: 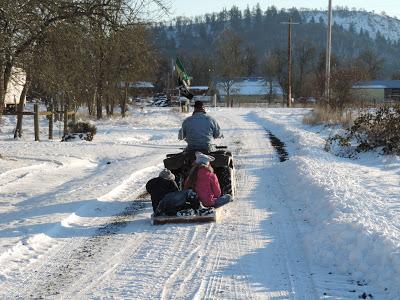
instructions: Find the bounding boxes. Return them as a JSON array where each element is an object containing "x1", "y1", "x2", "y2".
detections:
[
  {"x1": 189, "y1": 86, "x2": 209, "y2": 90},
  {"x1": 130, "y1": 81, "x2": 154, "y2": 88},
  {"x1": 353, "y1": 80, "x2": 400, "y2": 89}
]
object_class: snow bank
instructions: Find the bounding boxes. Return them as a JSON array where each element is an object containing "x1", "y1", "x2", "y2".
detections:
[{"x1": 255, "y1": 109, "x2": 400, "y2": 298}]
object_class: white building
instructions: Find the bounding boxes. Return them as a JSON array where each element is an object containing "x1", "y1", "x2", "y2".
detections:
[{"x1": 4, "y1": 68, "x2": 26, "y2": 111}]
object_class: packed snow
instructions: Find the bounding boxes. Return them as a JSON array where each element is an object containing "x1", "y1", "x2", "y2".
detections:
[{"x1": 0, "y1": 105, "x2": 399, "y2": 299}]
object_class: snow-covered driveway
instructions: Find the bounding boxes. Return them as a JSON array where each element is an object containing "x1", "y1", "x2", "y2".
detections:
[{"x1": 0, "y1": 107, "x2": 398, "y2": 299}]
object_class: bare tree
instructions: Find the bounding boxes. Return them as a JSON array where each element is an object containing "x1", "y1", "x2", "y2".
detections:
[
  {"x1": 0, "y1": 0, "x2": 169, "y2": 120},
  {"x1": 392, "y1": 71, "x2": 400, "y2": 80},
  {"x1": 353, "y1": 49, "x2": 384, "y2": 80},
  {"x1": 243, "y1": 45, "x2": 258, "y2": 76},
  {"x1": 263, "y1": 49, "x2": 287, "y2": 105},
  {"x1": 215, "y1": 29, "x2": 244, "y2": 107},
  {"x1": 295, "y1": 39, "x2": 316, "y2": 98},
  {"x1": 329, "y1": 66, "x2": 360, "y2": 111}
]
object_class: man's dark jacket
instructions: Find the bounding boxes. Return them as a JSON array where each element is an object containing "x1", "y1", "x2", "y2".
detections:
[{"x1": 146, "y1": 177, "x2": 178, "y2": 213}]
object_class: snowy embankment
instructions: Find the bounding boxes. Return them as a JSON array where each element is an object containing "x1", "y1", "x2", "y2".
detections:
[
  {"x1": 0, "y1": 106, "x2": 184, "y2": 282},
  {"x1": 0, "y1": 106, "x2": 399, "y2": 298},
  {"x1": 255, "y1": 109, "x2": 400, "y2": 298}
]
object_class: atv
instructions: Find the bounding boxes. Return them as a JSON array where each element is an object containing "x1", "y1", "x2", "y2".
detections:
[{"x1": 163, "y1": 146, "x2": 236, "y2": 198}]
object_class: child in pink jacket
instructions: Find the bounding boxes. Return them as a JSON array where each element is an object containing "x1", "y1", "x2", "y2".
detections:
[{"x1": 185, "y1": 152, "x2": 232, "y2": 208}]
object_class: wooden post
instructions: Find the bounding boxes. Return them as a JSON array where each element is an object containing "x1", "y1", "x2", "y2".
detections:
[
  {"x1": 325, "y1": 0, "x2": 333, "y2": 103},
  {"x1": 34, "y1": 104, "x2": 39, "y2": 141},
  {"x1": 287, "y1": 17, "x2": 292, "y2": 108},
  {"x1": 63, "y1": 105, "x2": 68, "y2": 136},
  {"x1": 48, "y1": 104, "x2": 53, "y2": 140},
  {"x1": 280, "y1": 18, "x2": 300, "y2": 107}
]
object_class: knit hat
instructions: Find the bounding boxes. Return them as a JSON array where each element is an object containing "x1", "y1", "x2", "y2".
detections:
[
  {"x1": 195, "y1": 151, "x2": 215, "y2": 165},
  {"x1": 159, "y1": 168, "x2": 175, "y2": 181}
]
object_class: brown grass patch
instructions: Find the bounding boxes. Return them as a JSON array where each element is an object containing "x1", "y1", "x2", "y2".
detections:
[{"x1": 303, "y1": 105, "x2": 355, "y2": 127}]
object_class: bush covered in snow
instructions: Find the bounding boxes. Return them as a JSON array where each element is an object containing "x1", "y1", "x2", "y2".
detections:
[
  {"x1": 62, "y1": 121, "x2": 97, "y2": 141},
  {"x1": 69, "y1": 121, "x2": 97, "y2": 136},
  {"x1": 325, "y1": 106, "x2": 400, "y2": 156}
]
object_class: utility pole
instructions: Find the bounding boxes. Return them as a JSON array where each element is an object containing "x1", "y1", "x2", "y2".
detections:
[
  {"x1": 325, "y1": 0, "x2": 333, "y2": 103},
  {"x1": 281, "y1": 17, "x2": 300, "y2": 107}
]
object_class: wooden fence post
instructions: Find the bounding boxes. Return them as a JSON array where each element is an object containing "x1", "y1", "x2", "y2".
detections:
[
  {"x1": 34, "y1": 104, "x2": 39, "y2": 141},
  {"x1": 63, "y1": 105, "x2": 68, "y2": 136},
  {"x1": 48, "y1": 104, "x2": 53, "y2": 140}
]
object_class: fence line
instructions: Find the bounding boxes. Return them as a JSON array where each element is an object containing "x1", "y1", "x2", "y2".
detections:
[{"x1": 4, "y1": 104, "x2": 76, "y2": 141}]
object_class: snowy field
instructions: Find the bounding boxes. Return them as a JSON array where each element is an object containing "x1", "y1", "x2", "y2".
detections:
[{"x1": 0, "y1": 105, "x2": 399, "y2": 299}]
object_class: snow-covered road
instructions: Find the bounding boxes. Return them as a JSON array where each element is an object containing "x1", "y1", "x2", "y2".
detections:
[{"x1": 0, "y1": 107, "x2": 398, "y2": 299}]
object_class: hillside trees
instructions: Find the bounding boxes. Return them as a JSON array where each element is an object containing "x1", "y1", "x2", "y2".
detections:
[
  {"x1": 155, "y1": 4, "x2": 400, "y2": 80},
  {"x1": 147, "y1": 3, "x2": 400, "y2": 111}
]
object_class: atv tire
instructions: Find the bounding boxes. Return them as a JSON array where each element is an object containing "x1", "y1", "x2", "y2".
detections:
[{"x1": 215, "y1": 166, "x2": 235, "y2": 198}]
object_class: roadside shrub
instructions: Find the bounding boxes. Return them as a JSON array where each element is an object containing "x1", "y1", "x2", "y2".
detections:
[
  {"x1": 326, "y1": 106, "x2": 400, "y2": 156},
  {"x1": 62, "y1": 121, "x2": 97, "y2": 142},
  {"x1": 68, "y1": 121, "x2": 97, "y2": 136},
  {"x1": 325, "y1": 132, "x2": 356, "y2": 158}
]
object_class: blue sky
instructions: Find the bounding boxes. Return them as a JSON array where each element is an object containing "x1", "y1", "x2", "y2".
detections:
[{"x1": 166, "y1": 0, "x2": 399, "y2": 19}]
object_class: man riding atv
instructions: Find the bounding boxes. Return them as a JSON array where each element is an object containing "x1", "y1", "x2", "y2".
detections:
[
  {"x1": 163, "y1": 100, "x2": 234, "y2": 196},
  {"x1": 178, "y1": 100, "x2": 222, "y2": 151}
]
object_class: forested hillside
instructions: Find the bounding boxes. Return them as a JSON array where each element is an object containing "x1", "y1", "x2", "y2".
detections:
[{"x1": 153, "y1": 5, "x2": 400, "y2": 97}]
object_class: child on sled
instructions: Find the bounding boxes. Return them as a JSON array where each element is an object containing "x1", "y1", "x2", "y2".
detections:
[{"x1": 185, "y1": 151, "x2": 232, "y2": 208}]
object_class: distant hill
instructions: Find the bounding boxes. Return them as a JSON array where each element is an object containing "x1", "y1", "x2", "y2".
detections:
[
  {"x1": 153, "y1": 6, "x2": 400, "y2": 83},
  {"x1": 301, "y1": 9, "x2": 400, "y2": 41}
]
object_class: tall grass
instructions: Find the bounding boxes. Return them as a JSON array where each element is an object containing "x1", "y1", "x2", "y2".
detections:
[{"x1": 303, "y1": 105, "x2": 355, "y2": 128}]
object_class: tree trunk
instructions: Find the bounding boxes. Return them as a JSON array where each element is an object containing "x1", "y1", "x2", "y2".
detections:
[
  {"x1": 110, "y1": 98, "x2": 114, "y2": 115},
  {"x1": 299, "y1": 65, "x2": 304, "y2": 97},
  {"x1": 96, "y1": 80, "x2": 103, "y2": 119},
  {"x1": 105, "y1": 95, "x2": 111, "y2": 117},
  {"x1": 226, "y1": 84, "x2": 230, "y2": 107},
  {"x1": 121, "y1": 85, "x2": 128, "y2": 117},
  {"x1": 14, "y1": 70, "x2": 31, "y2": 138},
  {"x1": 89, "y1": 89, "x2": 96, "y2": 117},
  {"x1": 0, "y1": 60, "x2": 4, "y2": 118},
  {"x1": 268, "y1": 80, "x2": 273, "y2": 105}
]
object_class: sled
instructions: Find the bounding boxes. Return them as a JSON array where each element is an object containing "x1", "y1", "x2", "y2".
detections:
[{"x1": 151, "y1": 207, "x2": 224, "y2": 225}]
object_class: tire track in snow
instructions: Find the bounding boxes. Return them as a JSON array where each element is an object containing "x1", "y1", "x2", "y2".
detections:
[
  {"x1": 72, "y1": 113, "x2": 260, "y2": 299},
  {"x1": 153, "y1": 111, "x2": 297, "y2": 299},
  {"x1": 0, "y1": 162, "x2": 163, "y2": 299},
  {"x1": 0, "y1": 162, "x2": 59, "y2": 188},
  {"x1": 243, "y1": 112, "x2": 319, "y2": 299}
]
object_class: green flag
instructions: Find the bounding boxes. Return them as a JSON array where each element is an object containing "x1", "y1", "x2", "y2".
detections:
[
  {"x1": 175, "y1": 57, "x2": 193, "y2": 100},
  {"x1": 175, "y1": 57, "x2": 191, "y2": 86}
]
